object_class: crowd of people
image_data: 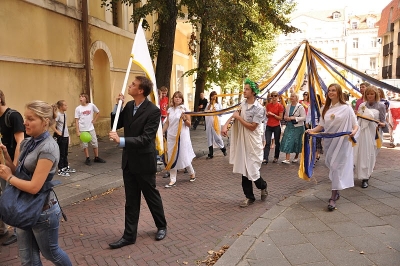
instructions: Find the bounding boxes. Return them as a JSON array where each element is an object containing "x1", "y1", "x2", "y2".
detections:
[{"x1": 1, "y1": 75, "x2": 400, "y2": 264}]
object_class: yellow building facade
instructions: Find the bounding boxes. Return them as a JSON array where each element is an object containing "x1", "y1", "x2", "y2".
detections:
[{"x1": 0, "y1": 0, "x2": 196, "y2": 143}]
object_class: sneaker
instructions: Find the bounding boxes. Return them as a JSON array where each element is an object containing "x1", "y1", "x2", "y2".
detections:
[
  {"x1": 239, "y1": 198, "x2": 255, "y2": 208},
  {"x1": 85, "y1": 158, "x2": 91, "y2": 166},
  {"x1": 57, "y1": 170, "x2": 70, "y2": 177},
  {"x1": 64, "y1": 166, "x2": 76, "y2": 173},
  {"x1": 292, "y1": 158, "x2": 299, "y2": 163},
  {"x1": 281, "y1": 160, "x2": 291, "y2": 164},
  {"x1": 261, "y1": 189, "x2": 268, "y2": 201},
  {"x1": 157, "y1": 160, "x2": 164, "y2": 165},
  {"x1": 94, "y1": 157, "x2": 106, "y2": 163}
]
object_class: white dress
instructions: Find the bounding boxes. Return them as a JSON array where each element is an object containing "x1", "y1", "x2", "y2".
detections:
[
  {"x1": 354, "y1": 102, "x2": 381, "y2": 180},
  {"x1": 205, "y1": 102, "x2": 224, "y2": 148},
  {"x1": 319, "y1": 103, "x2": 357, "y2": 190},
  {"x1": 167, "y1": 105, "x2": 196, "y2": 169},
  {"x1": 230, "y1": 100, "x2": 265, "y2": 181}
]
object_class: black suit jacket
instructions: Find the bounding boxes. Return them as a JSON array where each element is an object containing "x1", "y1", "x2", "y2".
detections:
[{"x1": 111, "y1": 98, "x2": 161, "y2": 174}]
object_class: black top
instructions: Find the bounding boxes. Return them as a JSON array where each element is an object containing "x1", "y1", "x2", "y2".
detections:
[
  {"x1": 0, "y1": 108, "x2": 25, "y2": 160},
  {"x1": 198, "y1": 98, "x2": 208, "y2": 111}
]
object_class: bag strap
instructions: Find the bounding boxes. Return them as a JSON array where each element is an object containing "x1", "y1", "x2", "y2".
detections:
[{"x1": 51, "y1": 189, "x2": 68, "y2": 221}]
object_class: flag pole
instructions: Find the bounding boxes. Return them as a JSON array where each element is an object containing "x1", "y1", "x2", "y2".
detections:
[{"x1": 111, "y1": 19, "x2": 144, "y2": 133}]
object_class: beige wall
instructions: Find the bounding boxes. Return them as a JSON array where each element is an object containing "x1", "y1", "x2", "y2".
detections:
[{"x1": 1, "y1": 0, "x2": 196, "y2": 137}]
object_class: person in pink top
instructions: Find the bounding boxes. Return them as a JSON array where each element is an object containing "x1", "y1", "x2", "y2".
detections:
[
  {"x1": 263, "y1": 92, "x2": 284, "y2": 164},
  {"x1": 354, "y1": 82, "x2": 370, "y2": 112}
]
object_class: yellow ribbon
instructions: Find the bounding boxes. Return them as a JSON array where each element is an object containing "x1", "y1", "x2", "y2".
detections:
[{"x1": 164, "y1": 117, "x2": 183, "y2": 170}]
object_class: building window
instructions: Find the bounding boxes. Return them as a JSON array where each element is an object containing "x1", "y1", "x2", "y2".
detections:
[
  {"x1": 333, "y1": 12, "x2": 341, "y2": 19},
  {"x1": 370, "y1": 57, "x2": 377, "y2": 69},
  {"x1": 332, "y1": 47, "x2": 338, "y2": 57},
  {"x1": 367, "y1": 18, "x2": 376, "y2": 28},
  {"x1": 352, "y1": 38, "x2": 359, "y2": 48},
  {"x1": 352, "y1": 58, "x2": 359, "y2": 69},
  {"x1": 371, "y1": 37, "x2": 377, "y2": 48},
  {"x1": 351, "y1": 22, "x2": 358, "y2": 29}
]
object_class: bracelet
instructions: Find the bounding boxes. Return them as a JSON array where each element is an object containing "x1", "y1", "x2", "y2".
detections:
[{"x1": 7, "y1": 175, "x2": 13, "y2": 184}]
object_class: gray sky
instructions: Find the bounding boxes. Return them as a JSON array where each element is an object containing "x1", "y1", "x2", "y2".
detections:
[{"x1": 294, "y1": 0, "x2": 392, "y2": 14}]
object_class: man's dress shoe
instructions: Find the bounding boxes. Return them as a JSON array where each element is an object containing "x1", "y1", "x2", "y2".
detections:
[
  {"x1": 361, "y1": 179, "x2": 369, "y2": 188},
  {"x1": 155, "y1": 229, "x2": 167, "y2": 241},
  {"x1": 109, "y1": 237, "x2": 135, "y2": 249}
]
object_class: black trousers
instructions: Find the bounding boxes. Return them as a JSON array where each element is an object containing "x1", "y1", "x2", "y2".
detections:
[
  {"x1": 263, "y1": 125, "x2": 282, "y2": 161},
  {"x1": 57, "y1": 137, "x2": 69, "y2": 170},
  {"x1": 242, "y1": 175, "x2": 267, "y2": 201},
  {"x1": 122, "y1": 167, "x2": 167, "y2": 242}
]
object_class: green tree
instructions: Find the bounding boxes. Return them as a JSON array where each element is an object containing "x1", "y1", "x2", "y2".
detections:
[
  {"x1": 182, "y1": 0, "x2": 298, "y2": 111},
  {"x1": 101, "y1": 0, "x2": 180, "y2": 94}
]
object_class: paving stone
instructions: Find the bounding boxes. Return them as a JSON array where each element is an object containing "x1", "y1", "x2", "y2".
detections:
[
  {"x1": 266, "y1": 216, "x2": 295, "y2": 231},
  {"x1": 268, "y1": 228, "x2": 309, "y2": 247},
  {"x1": 242, "y1": 218, "x2": 271, "y2": 237},
  {"x1": 280, "y1": 243, "x2": 326, "y2": 265},
  {"x1": 319, "y1": 247, "x2": 375, "y2": 266},
  {"x1": 260, "y1": 205, "x2": 286, "y2": 219},
  {"x1": 344, "y1": 195, "x2": 383, "y2": 207},
  {"x1": 214, "y1": 235, "x2": 255, "y2": 266},
  {"x1": 313, "y1": 210, "x2": 352, "y2": 224},
  {"x1": 363, "y1": 225, "x2": 400, "y2": 243},
  {"x1": 247, "y1": 256, "x2": 291, "y2": 266},
  {"x1": 291, "y1": 218, "x2": 331, "y2": 234},
  {"x1": 361, "y1": 188, "x2": 396, "y2": 199},
  {"x1": 246, "y1": 236, "x2": 283, "y2": 260},
  {"x1": 335, "y1": 202, "x2": 368, "y2": 215},
  {"x1": 278, "y1": 195, "x2": 302, "y2": 207},
  {"x1": 381, "y1": 214, "x2": 400, "y2": 229},
  {"x1": 367, "y1": 252, "x2": 400, "y2": 266},
  {"x1": 282, "y1": 205, "x2": 317, "y2": 221},
  {"x1": 377, "y1": 197, "x2": 400, "y2": 209},
  {"x1": 363, "y1": 203, "x2": 399, "y2": 216},
  {"x1": 306, "y1": 231, "x2": 354, "y2": 250},
  {"x1": 345, "y1": 235, "x2": 394, "y2": 254},
  {"x1": 299, "y1": 196, "x2": 328, "y2": 212},
  {"x1": 346, "y1": 212, "x2": 387, "y2": 227},
  {"x1": 327, "y1": 221, "x2": 367, "y2": 238}
]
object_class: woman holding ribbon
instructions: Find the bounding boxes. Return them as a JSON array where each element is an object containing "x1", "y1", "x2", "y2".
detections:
[
  {"x1": 306, "y1": 84, "x2": 358, "y2": 211},
  {"x1": 204, "y1": 91, "x2": 227, "y2": 159},
  {"x1": 354, "y1": 86, "x2": 387, "y2": 188},
  {"x1": 162, "y1": 91, "x2": 196, "y2": 188}
]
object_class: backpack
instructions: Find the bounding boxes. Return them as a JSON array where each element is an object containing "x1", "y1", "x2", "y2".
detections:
[{"x1": 5, "y1": 109, "x2": 17, "y2": 128}]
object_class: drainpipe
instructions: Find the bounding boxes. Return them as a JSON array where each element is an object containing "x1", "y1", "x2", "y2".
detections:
[{"x1": 82, "y1": 0, "x2": 91, "y2": 98}]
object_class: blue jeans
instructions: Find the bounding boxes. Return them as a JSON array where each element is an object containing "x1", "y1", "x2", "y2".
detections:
[{"x1": 17, "y1": 203, "x2": 72, "y2": 266}]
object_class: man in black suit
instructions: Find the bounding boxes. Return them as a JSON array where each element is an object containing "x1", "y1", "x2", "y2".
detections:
[{"x1": 109, "y1": 76, "x2": 167, "y2": 249}]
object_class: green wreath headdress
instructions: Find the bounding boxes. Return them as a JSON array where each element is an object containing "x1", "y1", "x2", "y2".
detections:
[{"x1": 244, "y1": 78, "x2": 260, "y2": 95}]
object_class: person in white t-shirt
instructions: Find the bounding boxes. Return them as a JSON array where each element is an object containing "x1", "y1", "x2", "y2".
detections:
[{"x1": 74, "y1": 93, "x2": 106, "y2": 165}]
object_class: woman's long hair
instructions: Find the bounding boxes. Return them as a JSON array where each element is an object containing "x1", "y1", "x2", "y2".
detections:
[{"x1": 321, "y1": 83, "x2": 346, "y2": 119}]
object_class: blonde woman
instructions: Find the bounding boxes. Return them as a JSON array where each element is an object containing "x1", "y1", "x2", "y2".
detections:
[
  {"x1": 162, "y1": 91, "x2": 196, "y2": 187},
  {"x1": 0, "y1": 100, "x2": 71, "y2": 265},
  {"x1": 280, "y1": 93, "x2": 306, "y2": 164}
]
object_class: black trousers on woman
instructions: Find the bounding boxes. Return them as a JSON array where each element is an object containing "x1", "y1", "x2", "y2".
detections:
[
  {"x1": 242, "y1": 175, "x2": 267, "y2": 201},
  {"x1": 57, "y1": 136, "x2": 69, "y2": 170}
]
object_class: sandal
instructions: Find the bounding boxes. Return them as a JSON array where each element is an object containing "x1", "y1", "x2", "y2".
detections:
[{"x1": 327, "y1": 192, "x2": 340, "y2": 211}]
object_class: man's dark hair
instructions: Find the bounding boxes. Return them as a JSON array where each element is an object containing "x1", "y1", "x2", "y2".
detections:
[
  {"x1": 136, "y1": 76, "x2": 153, "y2": 97},
  {"x1": 0, "y1": 90, "x2": 6, "y2": 106}
]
